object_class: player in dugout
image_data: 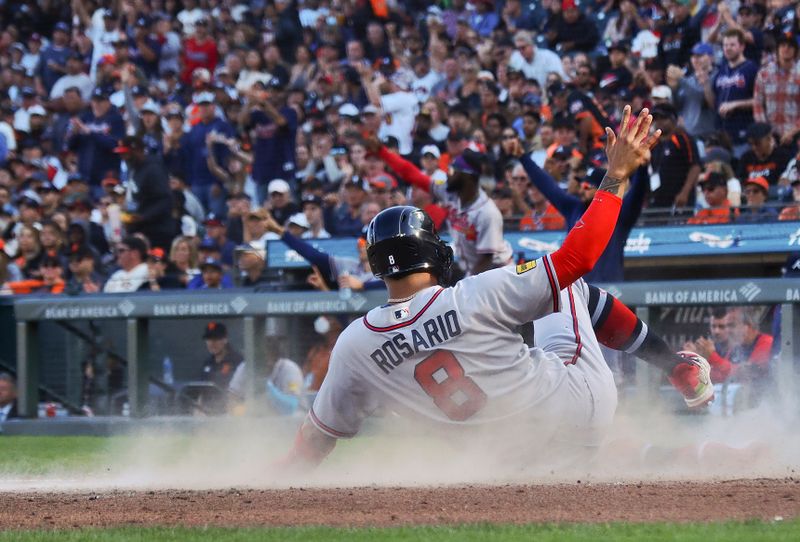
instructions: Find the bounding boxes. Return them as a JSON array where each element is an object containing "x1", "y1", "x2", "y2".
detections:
[{"x1": 277, "y1": 107, "x2": 713, "y2": 470}]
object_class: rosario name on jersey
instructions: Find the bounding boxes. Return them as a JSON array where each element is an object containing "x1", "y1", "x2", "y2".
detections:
[{"x1": 309, "y1": 257, "x2": 568, "y2": 439}]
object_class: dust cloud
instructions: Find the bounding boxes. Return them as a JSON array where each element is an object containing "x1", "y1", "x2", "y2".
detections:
[{"x1": 2, "y1": 377, "x2": 799, "y2": 492}]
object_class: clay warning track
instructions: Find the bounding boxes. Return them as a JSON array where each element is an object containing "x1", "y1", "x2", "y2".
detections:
[{"x1": 1, "y1": 479, "x2": 799, "y2": 530}]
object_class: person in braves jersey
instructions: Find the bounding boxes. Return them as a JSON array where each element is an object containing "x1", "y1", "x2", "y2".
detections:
[
  {"x1": 279, "y1": 106, "x2": 713, "y2": 469},
  {"x1": 372, "y1": 142, "x2": 512, "y2": 276}
]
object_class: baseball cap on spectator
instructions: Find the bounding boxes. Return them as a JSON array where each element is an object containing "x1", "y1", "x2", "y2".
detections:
[
  {"x1": 69, "y1": 244, "x2": 94, "y2": 262},
  {"x1": 194, "y1": 91, "x2": 215, "y2": 104},
  {"x1": 202, "y1": 321, "x2": 227, "y2": 339},
  {"x1": 447, "y1": 130, "x2": 468, "y2": 143},
  {"x1": 650, "y1": 102, "x2": 678, "y2": 120},
  {"x1": 421, "y1": 145, "x2": 441, "y2": 159},
  {"x1": 288, "y1": 213, "x2": 310, "y2": 229},
  {"x1": 344, "y1": 176, "x2": 369, "y2": 191},
  {"x1": 338, "y1": 103, "x2": 360, "y2": 118},
  {"x1": 199, "y1": 237, "x2": 220, "y2": 251},
  {"x1": 140, "y1": 100, "x2": 159, "y2": 115},
  {"x1": 165, "y1": 104, "x2": 183, "y2": 118},
  {"x1": 547, "y1": 82, "x2": 568, "y2": 97},
  {"x1": 21, "y1": 86, "x2": 36, "y2": 98},
  {"x1": 238, "y1": 242, "x2": 266, "y2": 260},
  {"x1": 101, "y1": 174, "x2": 120, "y2": 188},
  {"x1": 135, "y1": 16, "x2": 150, "y2": 28},
  {"x1": 36, "y1": 182, "x2": 58, "y2": 194},
  {"x1": 28, "y1": 105, "x2": 46, "y2": 117},
  {"x1": 703, "y1": 147, "x2": 732, "y2": 165},
  {"x1": 98, "y1": 54, "x2": 116, "y2": 66},
  {"x1": 582, "y1": 167, "x2": 607, "y2": 187},
  {"x1": 101, "y1": 8, "x2": 114, "y2": 18},
  {"x1": 368, "y1": 173, "x2": 396, "y2": 191},
  {"x1": 91, "y1": 87, "x2": 110, "y2": 100},
  {"x1": 268, "y1": 179, "x2": 290, "y2": 195},
  {"x1": 330, "y1": 146, "x2": 347, "y2": 156},
  {"x1": 301, "y1": 194, "x2": 323, "y2": 208},
  {"x1": 200, "y1": 257, "x2": 223, "y2": 271},
  {"x1": 28, "y1": 33, "x2": 42, "y2": 43},
  {"x1": 66, "y1": 196, "x2": 92, "y2": 211},
  {"x1": 522, "y1": 93, "x2": 542, "y2": 108},
  {"x1": 148, "y1": 247, "x2": 166, "y2": 262},
  {"x1": 699, "y1": 171, "x2": 727, "y2": 189},
  {"x1": 113, "y1": 135, "x2": 145, "y2": 154},
  {"x1": 267, "y1": 77, "x2": 285, "y2": 90},
  {"x1": 203, "y1": 213, "x2": 225, "y2": 227},
  {"x1": 608, "y1": 41, "x2": 629, "y2": 53},
  {"x1": 131, "y1": 85, "x2": 147, "y2": 97},
  {"x1": 691, "y1": 43, "x2": 714, "y2": 56},
  {"x1": 361, "y1": 104, "x2": 380, "y2": 116},
  {"x1": 744, "y1": 176, "x2": 769, "y2": 194},
  {"x1": 650, "y1": 85, "x2": 673, "y2": 102},
  {"x1": 746, "y1": 122, "x2": 772, "y2": 141},
  {"x1": 54, "y1": 22, "x2": 70, "y2": 33},
  {"x1": 551, "y1": 145, "x2": 573, "y2": 160}
]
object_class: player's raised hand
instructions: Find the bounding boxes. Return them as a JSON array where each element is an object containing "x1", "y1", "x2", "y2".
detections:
[{"x1": 604, "y1": 105, "x2": 661, "y2": 180}]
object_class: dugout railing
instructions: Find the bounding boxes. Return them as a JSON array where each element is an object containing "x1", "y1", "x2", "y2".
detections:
[{"x1": 9, "y1": 278, "x2": 800, "y2": 418}]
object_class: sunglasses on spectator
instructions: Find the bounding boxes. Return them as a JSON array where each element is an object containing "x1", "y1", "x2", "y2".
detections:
[
  {"x1": 502, "y1": 133, "x2": 517, "y2": 140},
  {"x1": 512, "y1": 175, "x2": 528, "y2": 181}
]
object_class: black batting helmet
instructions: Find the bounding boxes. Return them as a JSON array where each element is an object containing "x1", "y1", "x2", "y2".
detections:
[{"x1": 366, "y1": 206, "x2": 453, "y2": 282}]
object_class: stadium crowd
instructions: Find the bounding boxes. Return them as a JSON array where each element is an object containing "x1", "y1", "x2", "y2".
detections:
[{"x1": 0, "y1": 0, "x2": 799, "y2": 295}]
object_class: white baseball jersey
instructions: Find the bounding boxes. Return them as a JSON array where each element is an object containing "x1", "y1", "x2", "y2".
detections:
[
  {"x1": 310, "y1": 258, "x2": 565, "y2": 438},
  {"x1": 311, "y1": 255, "x2": 620, "y2": 441},
  {"x1": 429, "y1": 180, "x2": 513, "y2": 274}
]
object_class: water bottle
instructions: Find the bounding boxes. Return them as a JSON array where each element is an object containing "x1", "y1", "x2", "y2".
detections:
[
  {"x1": 121, "y1": 402, "x2": 130, "y2": 417},
  {"x1": 338, "y1": 271, "x2": 352, "y2": 301},
  {"x1": 162, "y1": 356, "x2": 174, "y2": 385}
]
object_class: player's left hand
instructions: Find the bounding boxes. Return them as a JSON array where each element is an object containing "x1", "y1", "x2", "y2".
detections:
[{"x1": 604, "y1": 105, "x2": 661, "y2": 179}]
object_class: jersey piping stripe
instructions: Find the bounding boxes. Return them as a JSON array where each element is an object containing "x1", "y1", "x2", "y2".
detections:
[
  {"x1": 309, "y1": 408, "x2": 355, "y2": 439},
  {"x1": 362, "y1": 288, "x2": 445, "y2": 332},
  {"x1": 566, "y1": 285, "x2": 583, "y2": 366},
  {"x1": 542, "y1": 256, "x2": 559, "y2": 313}
]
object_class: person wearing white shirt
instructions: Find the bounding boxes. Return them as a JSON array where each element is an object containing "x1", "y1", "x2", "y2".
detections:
[
  {"x1": 104, "y1": 237, "x2": 151, "y2": 293},
  {"x1": 50, "y1": 54, "x2": 94, "y2": 101},
  {"x1": 300, "y1": 196, "x2": 331, "y2": 240},
  {"x1": 177, "y1": 0, "x2": 206, "y2": 35},
  {"x1": 508, "y1": 30, "x2": 567, "y2": 89},
  {"x1": 410, "y1": 56, "x2": 442, "y2": 104}
]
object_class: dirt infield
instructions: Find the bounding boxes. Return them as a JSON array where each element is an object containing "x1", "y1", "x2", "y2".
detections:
[{"x1": 1, "y1": 479, "x2": 799, "y2": 529}]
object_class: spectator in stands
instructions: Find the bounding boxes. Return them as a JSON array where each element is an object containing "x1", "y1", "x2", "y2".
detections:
[
  {"x1": 509, "y1": 30, "x2": 566, "y2": 89},
  {"x1": 649, "y1": 103, "x2": 701, "y2": 210},
  {"x1": 13, "y1": 224, "x2": 43, "y2": 280},
  {"x1": 104, "y1": 236, "x2": 149, "y2": 293},
  {"x1": 264, "y1": 179, "x2": 298, "y2": 226},
  {"x1": 143, "y1": 247, "x2": 183, "y2": 291},
  {"x1": 711, "y1": 29, "x2": 758, "y2": 157},
  {"x1": 202, "y1": 214, "x2": 235, "y2": 267},
  {"x1": 0, "y1": 240, "x2": 22, "y2": 285},
  {"x1": 168, "y1": 236, "x2": 199, "y2": 288},
  {"x1": 701, "y1": 150, "x2": 742, "y2": 207},
  {"x1": 245, "y1": 79, "x2": 298, "y2": 206},
  {"x1": 4, "y1": 254, "x2": 65, "y2": 295},
  {"x1": 779, "y1": 178, "x2": 800, "y2": 221},
  {"x1": 547, "y1": 0, "x2": 600, "y2": 53},
  {"x1": 514, "y1": 165, "x2": 566, "y2": 232},
  {"x1": 181, "y1": 91, "x2": 234, "y2": 216},
  {"x1": 244, "y1": 208, "x2": 278, "y2": 245},
  {"x1": 689, "y1": 172, "x2": 737, "y2": 225},
  {"x1": 684, "y1": 307, "x2": 738, "y2": 384},
  {"x1": 753, "y1": 34, "x2": 800, "y2": 146},
  {"x1": 67, "y1": 87, "x2": 125, "y2": 189},
  {"x1": 738, "y1": 122, "x2": 793, "y2": 188},
  {"x1": 65, "y1": 244, "x2": 103, "y2": 295},
  {"x1": 332, "y1": 176, "x2": 370, "y2": 237},
  {"x1": 708, "y1": 3, "x2": 764, "y2": 63},
  {"x1": 37, "y1": 22, "x2": 72, "y2": 94},
  {"x1": 181, "y1": 19, "x2": 217, "y2": 84},
  {"x1": 739, "y1": 177, "x2": 778, "y2": 223},
  {"x1": 304, "y1": 315, "x2": 344, "y2": 392},
  {"x1": 200, "y1": 321, "x2": 242, "y2": 389},
  {"x1": 666, "y1": 43, "x2": 717, "y2": 139},
  {"x1": 190, "y1": 257, "x2": 231, "y2": 290},
  {"x1": 0, "y1": 373, "x2": 18, "y2": 423},
  {"x1": 300, "y1": 195, "x2": 330, "y2": 240},
  {"x1": 114, "y1": 136, "x2": 175, "y2": 250},
  {"x1": 236, "y1": 242, "x2": 268, "y2": 288}
]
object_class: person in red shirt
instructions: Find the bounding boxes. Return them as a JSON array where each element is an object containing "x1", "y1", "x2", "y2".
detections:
[
  {"x1": 181, "y1": 19, "x2": 218, "y2": 84},
  {"x1": 729, "y1": 307, "x2": 773, "y2": 384}
]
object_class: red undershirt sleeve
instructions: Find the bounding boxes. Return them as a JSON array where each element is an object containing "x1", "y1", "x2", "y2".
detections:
[{"x1": 549, "y1": 191, "x2": 622, "y2": 288}]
